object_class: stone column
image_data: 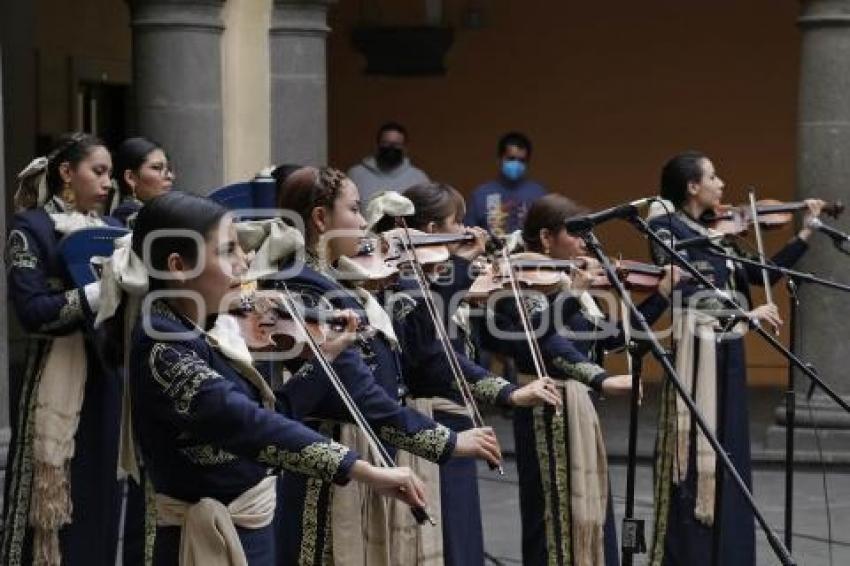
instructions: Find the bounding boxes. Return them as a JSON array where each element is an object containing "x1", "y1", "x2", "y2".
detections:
[
  {"x1": 269, "y1": 0, "x2": 335, "y2": 167},
  {"x1": 767, "y1": 0, "x2": 850, "y2": 461},
  {"x1": 0, "y1": 44, "x2": 11, "y2": 474},
  {"x1": 128, "y1": 0, "x2": 227, "y2": 195}
]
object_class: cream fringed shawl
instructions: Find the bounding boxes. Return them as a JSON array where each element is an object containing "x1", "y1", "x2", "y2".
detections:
[{"x1": 30, "y1": 211, "x2": 105, "y2": 566}]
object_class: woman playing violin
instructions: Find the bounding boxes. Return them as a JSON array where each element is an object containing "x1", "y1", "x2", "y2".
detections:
[
  {"x1": 647, "y1": 151, "x2": 824, "y2": 566},
  {"x1": 124, "y1": 191, "x2": 429, "y2": 565},
  {"x1": 269, "y1": 167, "x2": 503, "y2": 566},
  {"x1": 482, "y1": 193, "x2": 678, "y2": 566},
  {"x1": 377, "y1": 182, "x2": 561, "y2": 566}
]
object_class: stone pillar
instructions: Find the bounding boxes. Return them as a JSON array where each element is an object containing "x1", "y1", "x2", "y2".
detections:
[
  {"x1": 269, "y1": 0, "x2": 335, "y2": 167},
  {"x1": 0, "y1": 44, "x2": 11, "y2": 473},
  {"x1": 766, "y1": 0, "x2": 850, "y2": 460},
  {"x1": 128, "y1": 0, "x2": 227, "y2": 195}
]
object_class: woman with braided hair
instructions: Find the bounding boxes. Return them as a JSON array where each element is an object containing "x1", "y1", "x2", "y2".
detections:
[{"x1": 2, "y1": 133, "x2": 127, "y2": 565}]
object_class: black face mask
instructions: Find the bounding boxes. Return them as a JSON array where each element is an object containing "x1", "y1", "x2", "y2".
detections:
[{"x1": 376, "y1": 146, "x2": 404, "y2": 169}]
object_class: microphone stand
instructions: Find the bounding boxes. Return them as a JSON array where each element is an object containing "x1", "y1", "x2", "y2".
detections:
[
  {"x1": 698, "y1": 246, "x2": 850, "y2": 296},
  {"x1": 784, "y1": 277, "x2": 798, "y2": 552},
  {"x1": 621, "y1": 338, "x2": 650, "y2": 565},
  {"x1": 694, "y1": 244, "x2": 850, "y2": 551},
  {"x1": 576, "y1": 228, "x2": 796, "y2": 566}
]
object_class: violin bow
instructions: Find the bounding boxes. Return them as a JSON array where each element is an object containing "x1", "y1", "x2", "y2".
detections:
[
  {"x1": 747, "y1": 188, "x2": 779, "y2": 334},
  {"x1": 393, "y1": 218, "x2": 504, "y2": 474},
  {"x1": 274, "y1": 284, "x2": 435, "y2": 525},
  {"x1": 499, "y1": 247, "x2": 550, "y2": 387}
]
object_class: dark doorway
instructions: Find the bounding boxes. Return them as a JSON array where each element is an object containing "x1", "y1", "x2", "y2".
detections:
[{"x1": 77, "y1": 81, "x2": 129, "y2": 149}]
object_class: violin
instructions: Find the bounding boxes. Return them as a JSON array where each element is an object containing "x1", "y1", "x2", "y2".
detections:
[
  {"x1": 467, "y1": 254, "x2": 678, "y2": 303},
  {"x1": 705, "y1": 199, "x2": 844, "y2": 235},
  {"x1": 380, "y1": 228, "x2": 454, "y2": 269},
  {"x1": 269, "y1": 281, "x2": 436, "y2": 525},
  {"x1": 231, "y1": 290, "x2": 356, "y2": 359},
  {"x1": 340, "y1": 238, "x2": 400, "y2": 291},
  {"x1": 390, "y1": 220, "x2": 506, "y2": 474},
  {"x1": 389, "y1": 232, "x2": 478, "y2": 248},
  {"x1": 341, "y1": 230, "x2": 464, "y2": 289}
]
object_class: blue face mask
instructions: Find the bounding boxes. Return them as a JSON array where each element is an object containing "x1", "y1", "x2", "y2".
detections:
[{"x1": 501, "y1": 159, "x2": 526, "y2": 182}]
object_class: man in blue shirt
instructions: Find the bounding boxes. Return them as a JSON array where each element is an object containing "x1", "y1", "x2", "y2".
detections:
[{"x1": 465, "y1": 131, "x2": 548, "y2": 236}]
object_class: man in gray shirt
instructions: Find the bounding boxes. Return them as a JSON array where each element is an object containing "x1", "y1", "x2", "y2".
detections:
[{"x1": 347, "y1": 122, "x2": 429, "y2": 203}]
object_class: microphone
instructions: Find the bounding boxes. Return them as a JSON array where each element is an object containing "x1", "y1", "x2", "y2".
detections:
[
  {"x1": 673, "y1": 234, "x2": 726, "y2": 251},
  {"x1": 564, "y1": 197, "x2": 655, "y2": 233},
  {"x1": 808, "y1": 217, "x2": 850, "y2": 244}
]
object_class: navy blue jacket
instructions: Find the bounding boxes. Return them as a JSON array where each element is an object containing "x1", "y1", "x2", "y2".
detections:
[
  {"x1": 478, "y1": 285, "x2": 611, "y2": 388},
  {"x1": 263, "y1": 260, "x2": 457, "y2": 464},
  {"x1": 7, "y1": 206, "x2": 121, "y2": 334},
  {"x1": 130, "y1": 300, "x2": 359, "y2": 505},
  {"x1": 109, "y1": 197, "x2": 142, "y2": 228},
  {"x1": 649, "y1": 210, "x2": 808, "y2": 311},
  {"x1": 388, "y1": 275, "x2": 517, "y2": 407}
]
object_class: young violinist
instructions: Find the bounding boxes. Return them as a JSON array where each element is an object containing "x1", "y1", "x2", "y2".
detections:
[
  {"x1": 647, "y1": 151, "x2": 824, "y2": 566},
  {"x1": 123, "y1": 191, "x2": 430, "y2": 565},
  {"x1": 269, "y1": 167, "x2": 503, "y2": 565},
  {"x1": 486, "y1": 194, "x2": 674, "y2": 565},
  {"x1": 3, "y1": 133, "x2": 130, "y2": 566},
  {"x1": 374, "y1": 182, "x2": 561, "y2": 566}
]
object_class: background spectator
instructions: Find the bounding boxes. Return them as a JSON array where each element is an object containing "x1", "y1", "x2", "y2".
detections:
[{"x1": 347, "y1": 121, "x2": 429, "y2": 203}]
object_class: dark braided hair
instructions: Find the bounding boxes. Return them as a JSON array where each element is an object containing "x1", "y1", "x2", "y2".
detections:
[
  {"x1": 45, "y1": 132, "x2": 106, "y2": 195},
  {"x1": 278, "y1": 166, "x2": 351, "y2": 238}
]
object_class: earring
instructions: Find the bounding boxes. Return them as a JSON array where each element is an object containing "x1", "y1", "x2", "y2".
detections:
[{"x1": 60, "y1": 182, "x2": 76, "y2": 208}]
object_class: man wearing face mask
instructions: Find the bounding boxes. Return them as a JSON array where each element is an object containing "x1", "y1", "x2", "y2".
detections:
[
  {"x1": 347, "y1": 121, "x2": 430, "y2": 203},
  {"x1": 465, "y1": 131, "x2": 547, "y2": 236}
]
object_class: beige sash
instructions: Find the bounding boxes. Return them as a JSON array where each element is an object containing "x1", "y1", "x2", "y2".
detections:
[
  {"x1": 30, "y1": 333, "x2": 87, "y2": 566},
  {"x1": 331, "y1": 425, "x2": 392, "y2": 566},
  {"x1": 156, "y1": 475, "x2": 277, "y2": 566},
  {"x1": 331, "y1": 396, "x2": 452, "y2": 566},
  {"x1": 563, "y1": 380, "x2": 608, "y2": 566},
  {"x1": 390, "y1": 398, "x2": 444, "y2": 566},
  {"x1": 673, "y1": 308, "x2": 719, "y2": 526},
  {"x1": 518, "y1": 374, "x2": 608, "y2": 566}
]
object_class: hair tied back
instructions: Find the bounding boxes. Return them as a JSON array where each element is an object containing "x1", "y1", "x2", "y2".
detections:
[{"x1": 13, "y1": 156, "x2": 50, "y2": 211}]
